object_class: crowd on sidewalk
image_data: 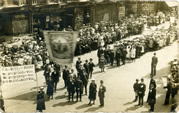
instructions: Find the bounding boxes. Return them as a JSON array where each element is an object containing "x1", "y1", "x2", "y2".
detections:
[{"x1": 96, "y1": 24, "x2": 177, "y2": 72}]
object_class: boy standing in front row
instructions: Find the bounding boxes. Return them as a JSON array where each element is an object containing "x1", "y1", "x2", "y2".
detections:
[{"x1": 98, "y1": 80, "x2": 106, "y2": 107}]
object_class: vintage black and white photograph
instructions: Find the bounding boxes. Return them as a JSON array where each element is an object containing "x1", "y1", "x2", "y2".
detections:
[{"x1": 0, "y1": 0, "x2": 178, "y2": 112}]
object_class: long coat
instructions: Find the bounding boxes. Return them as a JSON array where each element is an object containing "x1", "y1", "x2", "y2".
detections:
[
  {"x1": 89, "y1": 83, "x2": 97, "y2": 100},
  {"x1": 151, "y1": 56, "x2": 158, "y2": 66},
  {"x1": 147, "y1": 88, "x2": 156, "y2": 105},
  {"x1": 36, "y1": 91, "x2": 45, "y2": 111},
  {"x1": 63, "y1": 69, "x2": 70, "y2": 81},
  {"x1": 46, "y1": 79, "x2": 54, "y2": 96},
  {"x1": 51, "y1": 71, "x2": 60, "y2": 83}
]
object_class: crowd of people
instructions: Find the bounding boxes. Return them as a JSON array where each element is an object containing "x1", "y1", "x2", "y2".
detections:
[
  {"x1": 0, "y1": 35, "x2": 49, "y2": 71},
  {"x1": 75, "y1": 15, "x2": 145, "y2": 56},
  {"x1": 0, "y1": 11, "x2": 178, "y2": 112},
  {"x1": 96, "y1": 24, "x2": 177, "y2": 72},
  {"x1": 37, "y1": 60, "x2": 106, "y2": 112}
]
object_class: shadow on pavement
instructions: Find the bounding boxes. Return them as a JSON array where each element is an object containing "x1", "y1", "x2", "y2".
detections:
[
  {"x1": 143, "y1": 66, "x2": 170, "y2": 79},
  {"x1": 8, "y1": 91, "x2": 37, "y2": 101},
  {"x1": 123, "y1": 101, "x2": 134, "y2": 106},
  {"x1": 30, "y1": 85, "x2": 47, "y2": 90},
  {"x1": 124, "y1": 105, "x2": 140, "y2": 111},
  {"x1": 56, "y1": 87, "x2": 66, "y2": 91},
  {"x1": 76, "y1": 104, "x2": 91, "y2": 109},
  {"x1": 52, "y1": 101, "x2": 77, "y2": 107},
  {"x1": 84, "y1": 106, "x2": 101, "y2": 112},
  {"x1": 93, "y1": 71, "x2": 102, "y2": 75},
  {"x1": 55, "y1": 95, "x2": 67, "y2": 100}
]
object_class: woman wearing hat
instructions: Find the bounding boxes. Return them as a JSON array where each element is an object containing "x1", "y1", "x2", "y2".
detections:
[
  {"x1": 36, "y1": 87, "x2": 45, "y2": 112},
  {"x1": 88, "y1": 79, "x2": 97, "y2": 105}
]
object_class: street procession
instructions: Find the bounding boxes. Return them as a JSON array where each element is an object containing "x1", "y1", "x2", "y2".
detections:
[{"x1": 0, "y1": 0, "x2": 178, "y2": 112}]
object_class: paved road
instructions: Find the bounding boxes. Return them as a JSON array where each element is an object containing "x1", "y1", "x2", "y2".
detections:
[{"x1": 3, "y1": 22, "x2": 179, "y2": 112}]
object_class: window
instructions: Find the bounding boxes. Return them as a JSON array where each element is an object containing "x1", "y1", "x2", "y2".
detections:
[
  {"x1": 49, "y1": 0, "x2": 59, "y2": 3},
  {"x1": 7, "y1": 0, "x2": 19, "y2": 5}
]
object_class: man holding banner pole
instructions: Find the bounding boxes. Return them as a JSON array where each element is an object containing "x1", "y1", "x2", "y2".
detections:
[{"x1": 43, "y1": 30, "x2": 78, "y2": 101}]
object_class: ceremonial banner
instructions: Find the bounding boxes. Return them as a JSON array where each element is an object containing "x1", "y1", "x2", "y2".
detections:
[
  {"x1": 43, "y1": 31, "x2": 78, "y2": 65},
  {"x1": 0, "y1": 65, "x2": 36, "y2": 84}
]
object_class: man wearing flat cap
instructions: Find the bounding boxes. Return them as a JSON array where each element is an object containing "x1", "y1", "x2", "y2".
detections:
[{"x1": 98, "y1": 80, "x2": 106, "y2": 107}]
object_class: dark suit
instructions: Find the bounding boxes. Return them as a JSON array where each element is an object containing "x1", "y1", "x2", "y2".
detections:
[
  {"x1": 83, "y1": 63, "x2": 90, "y2": 77},
  {"x1": 151, "y1": 56, "x2": 158, "y2": 76},
  {"x1": 138, "y1": 83, "x2": 146, "y2": 105},
  {"x1": 89, "y1": 62, "x2": 95, "y2": 78},
  {"x1": 98, "y1": 85, "x2": 106, "y2": 106},
  {"x1": 76, "y1": 60, "x2": 82, "y2": 72},
  {"x1": 36, "y1": 91, "x2": 45, "y2": 112},
  {"x1": 67, "y1": 79, "x2": 75, "y2": 101},
  {"x1": 51, "y1": 71, "x2": 60, "y2": 92},
  {"x1": 62, "y1": 69, "x2": 70, "y2": 87},
  {"x1": 164, "y1": 81, "x2": 172, "y2": 105},
  {"x1": 147, "y1": 88, "x2": 156, "y2": 112},
  {"x1": 76, "y1": 79, "x2": 83, "y2": 101},
  {"x1": 116, "y1": 49, "x2": 121, "y2": 66}
]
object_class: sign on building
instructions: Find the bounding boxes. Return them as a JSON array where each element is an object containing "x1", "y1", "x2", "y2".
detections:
[{"x1": 118, "y1": 6, "x2": 125, "y2": 19}]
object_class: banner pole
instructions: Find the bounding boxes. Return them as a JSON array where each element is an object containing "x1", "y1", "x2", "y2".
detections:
[{"x1": 34, "y1": 65, "x2": 38, "y2": 92}]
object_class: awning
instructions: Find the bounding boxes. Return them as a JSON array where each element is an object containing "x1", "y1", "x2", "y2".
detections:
[{"x1": 165, "y1": 1, "x2": 178, "y2": 7}]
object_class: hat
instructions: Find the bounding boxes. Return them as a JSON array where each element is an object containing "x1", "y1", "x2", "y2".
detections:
[
  {"x1": 100, "y1": 80, "x2": 104, "y2": 83},
  {"x1": 40, "y1": 87, "x2": 44, "y2": 90},
  {"x1": 91, "y1": 78, "x2": 95, "y2": 81}
]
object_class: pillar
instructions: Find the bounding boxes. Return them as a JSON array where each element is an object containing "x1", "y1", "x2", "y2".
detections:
[{"x1": 3, "y1": 0, "x2": 7, "y2": 7}]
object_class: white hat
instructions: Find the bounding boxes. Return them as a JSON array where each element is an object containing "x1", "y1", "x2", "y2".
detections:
[
  {"x1": 91, "y1": 78, "x2": 95, "y2": 81},
  {"x1": 40, "y1": 87, "x2": 44, "y2": 90}
]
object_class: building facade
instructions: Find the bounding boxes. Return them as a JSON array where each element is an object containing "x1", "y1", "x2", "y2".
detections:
[{"x1": 0, "y1": 0, "x2": 176, "y2": 36}]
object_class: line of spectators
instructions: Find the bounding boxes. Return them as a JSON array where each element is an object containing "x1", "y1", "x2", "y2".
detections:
[
  {"x1": 97, "y1": 24, "x2": 177, "y2": 71},
  {"x1": 75, "y1": 16, "x2": 145, "y2": 56}
]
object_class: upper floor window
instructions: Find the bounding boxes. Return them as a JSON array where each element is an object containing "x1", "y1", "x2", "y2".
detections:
[
  {"x1": 49, "y1": 0, "x2": 58, "y2": 3},
  {"x1": 7, "y1": 0, "x2": 19, "y2": 5},
  {"x1": 0, "y1": 0, "x2": 3, "y2": 7}
]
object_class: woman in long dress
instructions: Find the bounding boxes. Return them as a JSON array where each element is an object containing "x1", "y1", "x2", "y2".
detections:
[
  {"x1": 99, "y1": 54, "x2": 105, "y2": 72},
  {"x1": 88, "y1": 79, "x2": 97, "y2": 105},
  {"x1": 131, "y1": 44, "x2": 136, "y2": 62}
]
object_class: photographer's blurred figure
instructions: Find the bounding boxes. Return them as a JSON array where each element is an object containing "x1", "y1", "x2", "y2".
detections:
[{"x1": 0, "y1": 95, "x2": 5, "y2": 112}]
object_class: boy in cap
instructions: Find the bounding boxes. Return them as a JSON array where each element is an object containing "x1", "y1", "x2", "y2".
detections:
[
  {"x1": 98, "y1": 80, "x2": 106, "y2": 107},
  {"x1": 133, "y1": 79, "x2": 139, "y2": 102},
  {"x1": 138, "y1": 78, "x2": 146, "y2": 106},
  {"x1": 89, "y1": 58, "x2": 95, "y2": 78}
]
